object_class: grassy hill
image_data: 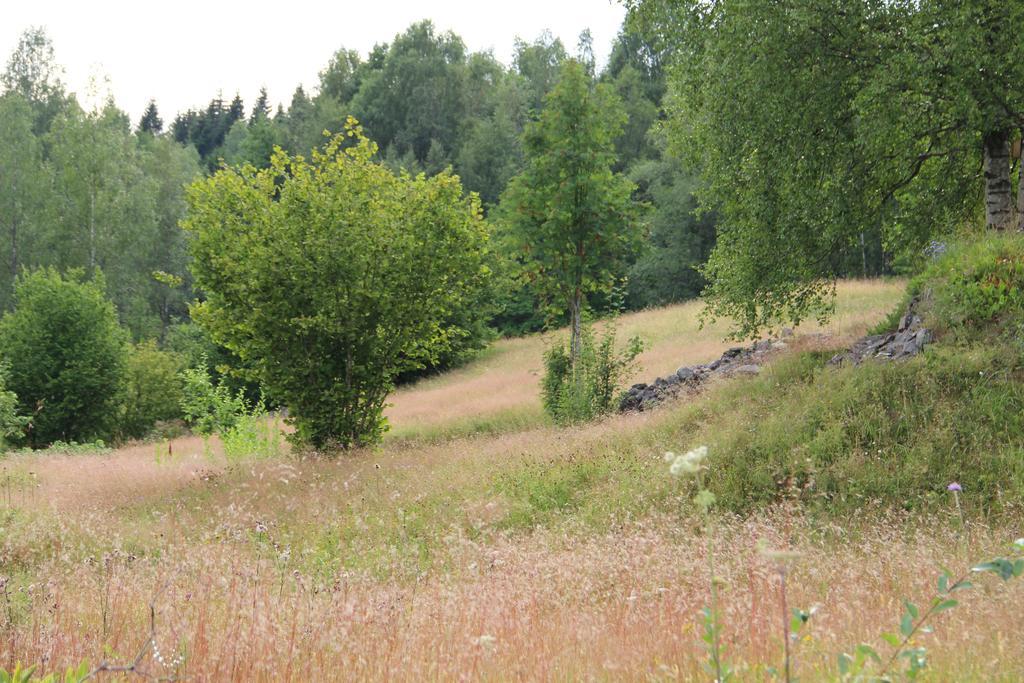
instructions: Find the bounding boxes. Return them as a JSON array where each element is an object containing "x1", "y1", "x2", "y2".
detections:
[{"x1": 2, "y1": 274, "x2": 1023, "y2": 680}]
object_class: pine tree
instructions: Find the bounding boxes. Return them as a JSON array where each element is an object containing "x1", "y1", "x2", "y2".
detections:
[
  {"x1": 227, "y1": 94, "x2": 244, "y2": 128},
  {"x1": 250, "y1": 87, "x2": 271, "y2": 124},
  {"x1": 138, "y1": 100, "x2": 163, "y2": 135}
]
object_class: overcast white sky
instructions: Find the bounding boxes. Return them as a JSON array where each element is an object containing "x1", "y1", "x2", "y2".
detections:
[{"x1": 1, "y1": 0, "x2": 627, "y2": 123}]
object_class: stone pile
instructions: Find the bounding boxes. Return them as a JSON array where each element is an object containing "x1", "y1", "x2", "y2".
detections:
[
  {"x1": 618, "y1": 337, "x2": 789, "y2": 413},
  {"x1": 828, "y1": 296, "x2": 932, "y2": 366}
]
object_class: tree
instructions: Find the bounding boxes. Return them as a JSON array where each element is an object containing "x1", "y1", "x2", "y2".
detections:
[
  {"x1": 627, "y1": 0, "x2": 1024, "y2": 336},
  {"x1": 349, "y1": 21, "x2": 469, "y2": 164},
  {"x1": 1, "y1": 27, "x2": 67, "y2": 135},
  {"x1": 0, "y1": 93, "x2": 51, "y2": 307},
  {"x1": 184, "y1": 119, "x2": 491, "y2": 448},
  {"x1": 250, "y1": 87, "x2": 271, "y2": 124},
  {"x1": 47, "y1": 102, "x2": 160, "y2": 337},
  {"x1": 138, "y1": 99, "x2": 162, "y2": 134},
  {"x1": 318, "y1": 49, "x2": 363, "y2": 104},
  {"x1": 626, "y1": 151, "x2": 716, "y2": 309},
  {"x1": 499, "y1": 60, "x2": 641, "y2": 365},
  {"x1": 0, "y1": 268, "x2": 128, "y2": 446},
  {"x1": 513, "y1": 32, "x2": 568, "y2": 114}
]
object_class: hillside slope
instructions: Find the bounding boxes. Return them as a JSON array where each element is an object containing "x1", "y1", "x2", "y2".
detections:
[{"x1": 2, "y1": 275, "x2": 1023, "y2": 680}]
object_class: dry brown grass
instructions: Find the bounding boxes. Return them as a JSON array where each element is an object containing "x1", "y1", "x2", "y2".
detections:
[
  {"x1": 386, "y1": 279, "x2": 904, "y2": 437},
  {"x1": 5, "y1": 279, "x2": 1022, "y2": 680}
]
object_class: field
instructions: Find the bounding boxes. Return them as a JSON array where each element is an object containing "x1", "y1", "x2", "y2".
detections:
[{"x1": 3, "y1": 279, "x2": 1023, "y2": 681}]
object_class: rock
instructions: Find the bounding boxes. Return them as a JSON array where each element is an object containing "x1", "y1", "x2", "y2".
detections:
[
  {"x1": 708, "y1": 359, "x2": 722, "y2": 371},
  {"x1": 629, "y1": 383, "x2": 647, "y2": 392},
  {"x1": 781, "y1": 327, "x2": 794, "y2": 338},
  {"x1": 675, "y1": 367, "x2": 696, "y2": 382},
  {"x1": 730, "y1": 364, "x2": 761, "y2": 375}
]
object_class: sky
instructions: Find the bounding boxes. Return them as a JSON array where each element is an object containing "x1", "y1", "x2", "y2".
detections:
[{"x1": 1, "y1": 0, "x2": 627, "y2": 123}]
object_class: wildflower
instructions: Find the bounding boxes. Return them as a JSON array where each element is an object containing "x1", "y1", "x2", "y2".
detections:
[
  {"x1": 947, "y1": 482, "x2": 962, "y2": 492},
  {"x1": 663, "y1": 451, "x2": 677, "y2": 463},
  {"x1": 668, "y1": 445, "x2": 709, "y2": 477}
]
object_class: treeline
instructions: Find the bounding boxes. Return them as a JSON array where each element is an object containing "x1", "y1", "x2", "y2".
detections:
[
  {"x1": 0, "y1": 22, "x2": 722, "y2": 342},
  {"x1": 163, "y1": 21, "x2": 723, "y2": 330}
]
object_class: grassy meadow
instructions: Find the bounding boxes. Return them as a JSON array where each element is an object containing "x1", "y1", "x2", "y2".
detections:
[{"x1": 3, "y1": 278, "x2": 1024, "y2": 681}]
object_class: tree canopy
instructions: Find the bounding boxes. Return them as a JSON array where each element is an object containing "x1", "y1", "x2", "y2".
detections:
[
  {"x1": 627, "y1": 0, "x2": 1024, "y2": 337},
  {"x1": 184, "y1": 120, "x2": 492, "y2": 448}
]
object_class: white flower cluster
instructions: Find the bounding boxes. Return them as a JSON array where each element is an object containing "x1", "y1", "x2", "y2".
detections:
[{"x1": 664, "y1": 445, "x2": 709, "y2": 477}]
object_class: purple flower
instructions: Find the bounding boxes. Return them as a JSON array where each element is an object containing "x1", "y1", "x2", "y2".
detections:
[{"x1": 947, "y1": 482, "x2": 962, "y2": 492}]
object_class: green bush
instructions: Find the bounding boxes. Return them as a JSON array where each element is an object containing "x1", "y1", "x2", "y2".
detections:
[
  {"x1": 119, "y1": 340, "x2": 184, "y2": 440},
  {"x1": 184, "y1": 121, "x2": 491, "y2": 449},
  {"x1": 541, "y1": 324, "x2": 643, "y2": 424},
  {"x1": 0, "y1": 367, "x2": 27, "y2": 451},
  {"x1": 179, "y1": 361, "x2": 250, "y2": 436},
  {"x1": 0, "y1": 269, "x2": 128, "y2": 447}
]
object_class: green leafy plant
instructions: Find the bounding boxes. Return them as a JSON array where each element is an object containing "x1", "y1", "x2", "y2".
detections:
[
  {"x1": 838, "y1": 538, "x2": 1024, "y2": 680},
  {"x1": 179, "y1": 360, "x2": 250, "y2": 436},
  {"x1": 184, "y1": 118, "x2": 491, "y2": 449},
  {"x1": 541, "y1": 323, "x2": 642, "y2": 424}
]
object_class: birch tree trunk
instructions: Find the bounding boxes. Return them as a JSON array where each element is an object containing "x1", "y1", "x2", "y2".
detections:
[{"x1": 983, "y1": 130, "x2": 1014, "y2": 231}]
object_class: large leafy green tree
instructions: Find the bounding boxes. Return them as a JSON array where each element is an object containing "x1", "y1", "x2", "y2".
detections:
[
  {"x1": 184, "y1": 120, "x2": 491, "y2": 448},
  {"x1": 628, "y1": 0, "x2": 1024, "y2": 336},
  {"x1": 499, "y1": 60, "x2": 641, "y2": 364},
  {"x1": 0, "y1": 268, "x2": 128, "y2": 446}
]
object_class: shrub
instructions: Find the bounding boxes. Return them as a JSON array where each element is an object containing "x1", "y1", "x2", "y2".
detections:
[
  {"x1": 541, "y1": 324, "x2": 643, "y2": 424},
  {"x1": 0, "y1": 367, "x2": 27, "y2": 451},
  {"x1": 179, "y1": 361, "x2": 250, "y2": 436},
  {"x1": 184, "y1": 119, "x2": 491, "y2": 449},
  {"x1": 0, "y1": 268, "x2": 128, "y2": 447},
  {"x1": 118, "y1": 340, "x2": 184, "y2": 440}
]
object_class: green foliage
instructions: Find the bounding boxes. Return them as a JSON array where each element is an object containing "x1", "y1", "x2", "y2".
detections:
[
  {"x1": 626, "y1": 145, "x2": 716, "y2": 309},
  {"x1": 630, "y1": 0, "x2": 1024, "y2": 338},
  {"x1": 499, "y1": 60, "x2": 642, "y2": 358},
  {"x1": 221, "y1": 410, "x2": 283, "y2": 461},
  {"x1": 184, "y1": 119, "x2": 491, "y2": 449},
  {"x1": 0, "y1": 367, "x2": 27, "y2": 451},
  {"x1": 541, "y1": 324, "x2": 643, "y2": 424},
  {"x1": 0, "y1": 268, "x2": 127, "y2": 447},
  {"x1": 119, "y1": 340, "x2": 184, "y2": 440},
  {"x1": 179, "y1": 361, "x2": 250, "y2": 436}
]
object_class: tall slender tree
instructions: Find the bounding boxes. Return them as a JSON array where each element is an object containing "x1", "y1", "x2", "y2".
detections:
[{"x1": 499, "y1": 60, "x2": 641, "y2": 365}]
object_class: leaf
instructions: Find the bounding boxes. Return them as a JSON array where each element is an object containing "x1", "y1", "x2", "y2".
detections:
[
  {"x1": 900, "y1": 613, "x2": 914, "y2": 637},
  {"x1": 904, "y1": 600, "x2": 919, "y2": 619},
  {"x1": 937, "y1": 573, "x2": 949, "y2": 594},
  {"x1": 972, "y1": 559, "x2": 1015, "y2": 580},
  {"x1": 856, "y1": 643, "x2": 881, "y2": 663},
  {"x1": 932, "y1": 598, "x2": 958, "y2": 613},
  {"x1": 951, "y1": 580, "x2": 973, "y2": 592},
  {"x1": 838, "y1": 653, "x2": 852, "y2": 675},
  {"x1": 881, "y1": 632, "x2": 901, "y2": 647}
]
